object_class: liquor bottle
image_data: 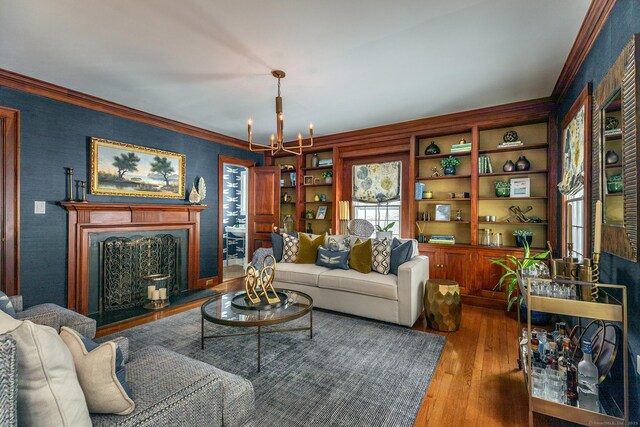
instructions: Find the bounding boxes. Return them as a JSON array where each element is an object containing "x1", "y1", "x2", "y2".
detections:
[
  {"x1": 559, "y1": 338, "x2": 578, "y2": 406},
  {"x1": 306, "y1": 222, "x2": 313, "y2": 234},
  {"x1": 577, "y1": 339, "x2": 599, "y2": 412},
  {"x1": 546, "y1": 342, "x2": 559, "y2": 370},
  {"x1": 538, "y1": 330, "x2": 547, "y2": 358},
  {"x1": 553, "y1": 322, "x2": 567, "y2": 350},
  {"x1": 530, "y1": 332, "x2": 540, "y2": 364}
]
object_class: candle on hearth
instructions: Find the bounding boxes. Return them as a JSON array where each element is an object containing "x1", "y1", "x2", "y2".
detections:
[
  {"x1": 159, "y1": 288, "x2": 167, "y2": 300},
  {"x1": 594, "y1": 200, "x2": 602, "y2": 253},
  {"x1": 567, "y1": 204, "x2": 573, "y2": 245},
  {"x1": 147, "y1": 285, "x2": 156, "y2": 300},
  {"x1": 152, "y1": 290, "x2": 160, "y2": 301}
]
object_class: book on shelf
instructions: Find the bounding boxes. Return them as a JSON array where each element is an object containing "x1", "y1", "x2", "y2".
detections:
[
  {"x1": 497, "y1": 141, "x2": 523, "y2": 148},
  {"x1": 428, "y1": 238, "x2": 456, "y2": 245},
  {"x1": 478, "y1": 156, "x2": 493, "y2": 174},
  {"x1": 450, "y1": 143, "x2": 472, "y2": 153},
  {"x1": 318, "y1": 159, "x2": 333, "y2": 166},
  {"x1": 428, "y1": 234, "x2": 455, "y2": 244}
]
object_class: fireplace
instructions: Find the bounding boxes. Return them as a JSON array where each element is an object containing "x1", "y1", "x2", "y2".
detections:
[{"x1": 61, "y1": 202, "x2": 208, "y2": 315}]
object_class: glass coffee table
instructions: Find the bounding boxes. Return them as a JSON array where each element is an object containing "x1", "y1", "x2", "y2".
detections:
[{"x1": 201, "y1": 289, "x2": 313, "y2": 372}]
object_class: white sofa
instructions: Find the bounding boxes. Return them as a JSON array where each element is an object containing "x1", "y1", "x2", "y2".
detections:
[{"x1": 272, "y1": 254, "x2": 428, "y2": 327}]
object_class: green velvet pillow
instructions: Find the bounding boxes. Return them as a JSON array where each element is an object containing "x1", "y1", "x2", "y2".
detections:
[
  {"x1": 349, "y1": 239, "x2": 372, "y2": 273},
  {"x1": 296, "y1": 233, "x2": 325, "y2": 264}
]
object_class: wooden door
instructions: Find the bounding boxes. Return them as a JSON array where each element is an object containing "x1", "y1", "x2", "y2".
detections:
[
  {"x1": 474, "y1": 248, "x2": 510, "y2": 300},
  {"x1": 247, "y1": 167, "x2": 280, "y2": 257},
  {"x1": 0, "y1": 107, "x2": 19, "y2": 296},
  {"x1": 439, "y1": 247, "x2": 471, "y2": 294},
  {"x1": 419, "y1": 247, "x2": 440, "y2": 280}
]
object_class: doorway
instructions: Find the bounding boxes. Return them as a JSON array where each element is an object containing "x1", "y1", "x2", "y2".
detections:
[
  {"x1": 218, "y1": 155, "x2": 254, "y2": 283},
  {"x1": 0, "y1": 107, "x2": 19, "y2": 295}
]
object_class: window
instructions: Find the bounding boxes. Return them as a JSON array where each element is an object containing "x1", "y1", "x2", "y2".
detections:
[
  {"x1": 352, "y1": 199, "x2": 401, "y2": 238},
  {"x1": 566, "y1": 188, "x2": 585, "y2": 261}
]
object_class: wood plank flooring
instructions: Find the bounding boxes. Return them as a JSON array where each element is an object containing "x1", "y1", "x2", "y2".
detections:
[{"x1": 97, "y1": 282, "x2": 569, "y2": 426}]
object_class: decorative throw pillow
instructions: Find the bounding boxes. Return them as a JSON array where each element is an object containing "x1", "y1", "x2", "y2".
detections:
[
  {"x1": 271, "y1": 231, "x2": 298, "y2": 262},
  {"x1": 296, "y1": 233, "x2": 325, "y2": 264},
  {"x1": 316, "y1": 246, "x2": 350, "y2": 270},
  {"x1": 371, "y1": 238, "x2": 392, "y2": 275},
  {"x1": 59, "y1": 327, "x2": 135, "y2": 415},
  {"x1": 282, "y1": 233, "x2": 300, "y2": 263},
  {"x1": 349, "y1": 239, "x2": 372, "y2": 274},
  {"x1": 0, "y1": 311, "x2": 92, "y2": 426},
  {"x1": 390, "y1": 238, "x2": 414, "y2": 275},
  {"x1": 0, "y1": 290, "x2": 16, "y2": 317},
  {"x1": 325, "y1": 234, "x2": 351, "y2": 252}
]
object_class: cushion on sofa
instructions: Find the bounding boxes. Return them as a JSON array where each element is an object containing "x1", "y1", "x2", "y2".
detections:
[
  {"x1": 390, "y1": 238, "x2": 413, "y2": 275},
  {"x1": 349, "y1": 239, "x2": 372, "y2": 273},
  {"x1": 296, "y1": 233, "x2": 325, "y2": 264},
  {"x1": 59, "y1": 327, "x2": 135, "y2": 415},
  {"x1": 282, "y1": 233, "x2": 300, "y2": 263},
  {"x1": 325, "y1": 234, "x2": 351, "y2": 251},
  {"x1": 0, "y1": 311, "x2": 92, "y2": 427},
  {"x1": 317, "y1": 269, "x2": 399, "y2": 300},
  {"x1": 271, "y1": 232, "x2": 298, "y2": 262},
  {"x1": 274, "y1": 262, "x2": 330, "y2": 286},
  {"x1": 0, "y1": 290, "x2": 16, "y2": 317},
  {"x1": 316, "y1": 246, "x2": 350, "y2": 270},
  {"x1": 371, "y1": 238, "x2": 392, "y2": 275}
]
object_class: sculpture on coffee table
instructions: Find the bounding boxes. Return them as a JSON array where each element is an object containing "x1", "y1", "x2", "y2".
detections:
[{"x1": 236, "y1": 254, "x2": 287, "y2": 309}]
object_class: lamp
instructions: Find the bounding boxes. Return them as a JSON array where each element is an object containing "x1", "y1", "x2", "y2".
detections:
[{"x1": 247, "y1": 70, "x2": 313, "y2": 155}]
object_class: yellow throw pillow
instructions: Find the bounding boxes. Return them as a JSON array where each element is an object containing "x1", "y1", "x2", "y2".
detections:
[
  {"x1": 349, "y1": 239, "x2": 372, "y2": 273},
  {"x1": 296, "y1": 233, "x2": 325, "y2": 264}
]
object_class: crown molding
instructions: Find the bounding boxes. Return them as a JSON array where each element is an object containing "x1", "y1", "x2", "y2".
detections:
[
  {"x1": 0, "y1": 68, "x2": 249, "y2": 149},
  {"x1": 552, "y1": 0, "x2": 617, "y2": 101}
]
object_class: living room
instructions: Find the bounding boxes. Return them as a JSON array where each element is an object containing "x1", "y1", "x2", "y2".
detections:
[{"x1": 0, "y1": 1, "x2": 638, "y2": 426}]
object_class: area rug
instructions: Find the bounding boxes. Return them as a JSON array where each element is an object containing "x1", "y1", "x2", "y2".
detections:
[{"x1": 101, "y1": 308, "x2": 445, "y2": 426}]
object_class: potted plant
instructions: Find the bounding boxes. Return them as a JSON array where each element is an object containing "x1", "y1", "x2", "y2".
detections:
[
  {"x1": 495, "y1": 181, "x2": 510, "y2": 197},
  {"x1": 440, "y1": 156, "x2": 461, "y2": 176},
  {"x1": 607, "y1": 174, "x2": 623, "y2": 193},
  {"x1": 375, "y1": 222, "x2": 395, "y2": 240},
  {"x1": 492, "y1": 241, "x2": 551, "y2": 323},
  {"x1": 513, "y1": 229, "x2": 533, "y2": 247},
  {"x1": 305, "y1": 210, "x2": 315, "y2": 219},
  {"x1": 322, "y1": 170, "x2": 333, "y2": 184}
]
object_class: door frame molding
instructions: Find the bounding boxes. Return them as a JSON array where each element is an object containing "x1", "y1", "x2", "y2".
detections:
[
  {"x1": 218, "y1": 155, "x2": 255, "y2": 283},
  {"x1": 0, "y1": 106, "x2": 20, "y2": 295}
]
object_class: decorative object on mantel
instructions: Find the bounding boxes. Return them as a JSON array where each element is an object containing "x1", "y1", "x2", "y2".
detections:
[
  {"x1": 515, "y1": 155, "x2": 531, "y2": 171},
  {"x1": 197, "y1": 177, "x2": 207, "y2": 204},
  {"x1": 143, "y1": 274, "x2": 171, "y2": 310},
  {"x1": 424, "y1": 141, "x2": 440, "y2": 155},
  {"x1": 605, "y1": 116, "x2": 619, "y2": 131},
  {"x1": 246, "y1": 70, "x2": 313, "y2": 156},
  {"x1": 188, "y1": 186, "x2": 201, "y2": 204},
  {"x1": 78, "y1": 180, "x2": 88, "y2": 203},
  {"x1": 440, "y1": 156, "x2": 460, "y2": 176},
  {"x1": 66, "y1": 167, "x2": 74, "y2": 201},
  {"x1": 503, "y1": 130, "x2": 519, "y2": 142},
  {"x1": 90, "y1": 137, "x2": 186, "y2": 199},
  {"x1": 605, "y1": 150, "x2": 619, "y2": 164},
  {"x1": 502, "y1": 159, "x2": 516, "y2": 172}
]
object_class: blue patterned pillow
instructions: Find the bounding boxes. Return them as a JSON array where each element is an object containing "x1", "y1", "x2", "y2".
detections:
[
  {"x1": 316, "y1": 246, "x2": 350, "y2": 270},
  {"x1": 0, "y1": 290, "x2": 16, "y2": 317},
  {"x1": 390, "y1": 238, "x2": 413, "y2": 275}
]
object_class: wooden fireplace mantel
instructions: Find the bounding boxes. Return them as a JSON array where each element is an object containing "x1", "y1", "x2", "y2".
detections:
[{"x1": 60, "y1": 201, "x2": 208, "y2": 314}]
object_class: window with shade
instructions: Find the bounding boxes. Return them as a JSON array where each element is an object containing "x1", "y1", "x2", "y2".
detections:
[
  {"x1": 352, "y1": 200, "x2": 401, "y2": 237},
  {"x1": 566, "y1": 188, "x2": 585, "y2": 261}
]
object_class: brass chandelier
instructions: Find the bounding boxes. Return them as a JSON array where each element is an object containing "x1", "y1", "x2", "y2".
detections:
[{"x1": 247, "y1": 70, "x2": 313, "y2": 155}]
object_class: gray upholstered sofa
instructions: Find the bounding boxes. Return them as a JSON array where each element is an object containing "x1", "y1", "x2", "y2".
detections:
[{"x1": 0, "y1": 304, "x2": 255, "y2": 427}]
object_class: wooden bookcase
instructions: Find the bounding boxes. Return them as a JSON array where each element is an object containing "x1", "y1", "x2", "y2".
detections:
[
  {"x1": 301, "y1": 149, "x2": 334, "y2": 235},
  {"x1": 273, "y1": 154, "x2": 298, "y2": 233}
]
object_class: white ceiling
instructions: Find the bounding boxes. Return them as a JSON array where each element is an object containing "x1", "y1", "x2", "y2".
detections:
[{"x1": 0, "y1": 0, "x2": 590, "y2": 142}]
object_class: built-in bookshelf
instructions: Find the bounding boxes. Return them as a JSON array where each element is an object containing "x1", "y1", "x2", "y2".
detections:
[
  {"x1": 302, "y1": 149, "x2": 334, "y2": 235},
  {"x1": 603, "y1": 101, "x2": 623, "y2": 225},
  {"x1": 273, "y1": 154, "x2": 298, "y2": 233}
]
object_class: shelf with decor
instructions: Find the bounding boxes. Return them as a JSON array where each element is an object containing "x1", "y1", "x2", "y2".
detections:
[
  {"x1": 479, "y1": 169, "x2": 548, "y2": 177},
  {"x1": 302, "y1": 149, "x2": 334, "y2": 234},
  {"x1": 478, "y1": 142, "x2": 548, "y2": 155},
  {"x1": 274, "y1": 154, "x2": 299, "y2": 234}
]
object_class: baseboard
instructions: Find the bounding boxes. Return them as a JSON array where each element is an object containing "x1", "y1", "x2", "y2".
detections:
[{"x1": 461, "y1": 294, "x2": 506, "y2": 310}]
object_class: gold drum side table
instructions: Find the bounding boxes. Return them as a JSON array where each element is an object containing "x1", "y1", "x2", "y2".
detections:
[{"x1": 424, "y1": 279, "x2": 461, "y2": 332}]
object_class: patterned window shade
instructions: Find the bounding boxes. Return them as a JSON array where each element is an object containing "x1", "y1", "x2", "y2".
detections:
[{"x1": 352, "y1": 161, "x2": 401, "y2": 203}]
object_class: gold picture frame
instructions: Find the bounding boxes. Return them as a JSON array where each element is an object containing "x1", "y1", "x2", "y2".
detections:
[{"x1": 90, "y1": 137, "x2": 186, "y2": 198}]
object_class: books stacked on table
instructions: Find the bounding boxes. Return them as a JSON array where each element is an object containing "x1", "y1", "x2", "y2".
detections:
[
  {"x1": 497, "y1": 140, "x2": 523, "y2": 149},
  {"x1": 478, "y1": 156, "x2": 493, "y2": 174},
  {"x1": 428, "y1": 234, "x2": 456, "y2": 244},
  {"x1": 450, "y1": 142, "x2": 472, "y2": 153}
]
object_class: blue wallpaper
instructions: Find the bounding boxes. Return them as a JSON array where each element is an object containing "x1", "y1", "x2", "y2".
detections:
[
  {"x1": 556, "y1": 0, "x2": 640, "y2": 417},
  {"x1": 222, "y1": 164, "x2": 247, "y2": 261},
  {"x1": 0, "y1": 86, "x2": 262, "y2": 308}
]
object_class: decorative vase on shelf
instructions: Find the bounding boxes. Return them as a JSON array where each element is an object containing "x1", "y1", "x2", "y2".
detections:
[
  {"x1": 515, "y1": 156, "x2": 530, "y2": 171},
  {"x1": 605, "y1": 116, "x2": 619, "y2": 131},
  {"x1": 325, "y1": 177, "x2": 333, "y2": 184},
  {"x1": 605, "y1": 150, "x2": 619, "y2": 164},
  {"x1": 515, "y1": 235, "x2": 533, "y2": 248},
  {"x1": 425, "y1": 141, "x2": 440, "y2": 155},
  {"x1": 282, "y1": 215, "x2": 294, "y2": 234},
  {"x1": 314, "y1": 194, "x2": 320, "y2": 202},
  {"x1": 502, "y1": 160, "x2": 516, "y2": 172},
  {"x1": 311, "y1": 153, "x2": 320, "y2": 168},
  {"x1": 503, "y1": 130, "x2": 519, "y2": 142},
  {"x1": 443, "y1": 166, "x2": 456, "y2": 176}
]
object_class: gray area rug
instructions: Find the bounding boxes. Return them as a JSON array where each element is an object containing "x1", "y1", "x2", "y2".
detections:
[{"x1": 102, "y1": 308, "x2": 445, "y2": 426}]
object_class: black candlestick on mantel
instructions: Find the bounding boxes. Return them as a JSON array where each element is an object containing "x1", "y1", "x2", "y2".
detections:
[
  {"x1": 65, "y1": 167, "x2": 74, "y2": 201},
  {"x1": 79, "y1": 180, "x2": 88, "y2": 203}
]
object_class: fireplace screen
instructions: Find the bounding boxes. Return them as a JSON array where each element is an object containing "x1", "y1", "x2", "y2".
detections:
[{"x1": 100, "y1": 234, "x2": 181, "y2": 311}]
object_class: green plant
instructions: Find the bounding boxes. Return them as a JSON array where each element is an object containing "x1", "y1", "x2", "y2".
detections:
[
  {"x1": 495, "y1": 181, "x2": 510, "y2": 188},
  {"x1": 492, "y1": 241, "x2": 550, "y2": 310},
  {"x1": 512, "y1": 229, "x2": 534, "y2": 237},
  {"x1": 608, "y1": 174, "x2": 622, "y2": 182},
  {"x1": 321, "y1": 171, "x2": 333, "y2": 178},
  {"x1": 375, "y1": 222, "x2": 395, "y2": 232},
  {"x1": 440, "y1": 156, "x2": 461, "y2": 168}
]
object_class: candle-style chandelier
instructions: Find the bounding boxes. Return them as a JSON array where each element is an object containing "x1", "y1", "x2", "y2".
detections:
[{"x1": 247, "y1": 70, "x2": 313, "y2": 155}]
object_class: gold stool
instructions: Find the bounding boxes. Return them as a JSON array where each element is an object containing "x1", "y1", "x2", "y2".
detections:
[{"x1": 424, "y1": 279, "x2": 461, "y2": 332}]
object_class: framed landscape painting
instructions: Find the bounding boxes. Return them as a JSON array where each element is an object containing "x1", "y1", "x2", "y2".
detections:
[{"x1": 90, "y1": 137, "x2": 186, "y2": 198}]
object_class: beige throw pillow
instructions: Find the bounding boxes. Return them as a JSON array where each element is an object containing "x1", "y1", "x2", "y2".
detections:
[
  {"x1": 0, "y1": 311, "x2": 91, "y2": 427},
  {"x1": 60, "y1": 327, "x2": 135, "y2": 415}
]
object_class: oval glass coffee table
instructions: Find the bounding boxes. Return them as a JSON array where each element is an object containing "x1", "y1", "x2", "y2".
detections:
[{"x1": 201, "y1": 289, "x2": 313, "y2": 372}]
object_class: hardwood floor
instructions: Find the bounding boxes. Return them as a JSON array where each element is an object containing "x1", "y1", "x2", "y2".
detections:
[{"x1": 97, "y1": 284, "x2": 567, "y2": 426}]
